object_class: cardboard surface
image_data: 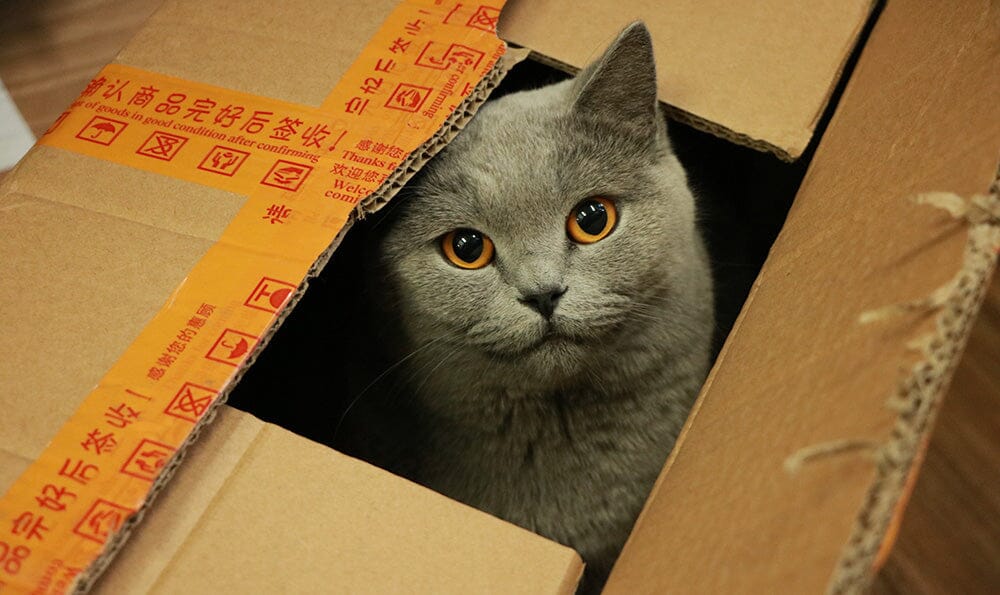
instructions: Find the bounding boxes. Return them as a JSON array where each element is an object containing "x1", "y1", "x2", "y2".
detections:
[
  {"x1": 0, "y1": 0, "x2": 582, "y2": 591},
  {"x1": 3, "y1": 0, "x2": 996, "y2": 592},
  {"x1": 91, "y1": 407, "x2": 583, "y2": 594},
  {"x1": 499, "y1": 0, "x2": 874, "y2": 160},
  {"x1": 606, "y1": 0, "x2": 1000, "y2": 591}
]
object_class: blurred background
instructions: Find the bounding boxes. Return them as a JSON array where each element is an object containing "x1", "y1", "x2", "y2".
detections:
[{"x1": 0, "y1": 0, "x2": 163, "y2": 175}]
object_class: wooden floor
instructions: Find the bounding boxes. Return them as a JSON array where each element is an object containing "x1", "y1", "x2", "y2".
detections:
[
  {"x1": 874, "y1": 272, "x2": 1000, "y2": 594},
  {"x1": 0, "y1": 0, "x2": 163, "y2": 137},
  {"x1": 1, "y1": 1, "x2": 997, "y2": 592}
]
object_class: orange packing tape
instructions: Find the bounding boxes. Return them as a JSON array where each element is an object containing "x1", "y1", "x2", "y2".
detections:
[{"x1": 0, "y1": 1, "x2": 506, "y2": 592}]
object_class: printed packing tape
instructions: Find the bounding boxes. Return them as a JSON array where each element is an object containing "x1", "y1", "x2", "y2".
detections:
[{"x1": 0, "y1": 1, "x2": 506, "y2": 592}]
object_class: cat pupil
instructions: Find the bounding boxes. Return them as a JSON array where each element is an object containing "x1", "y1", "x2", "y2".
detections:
[
  {"x1": 453, "y1": 230, "x2": 484, "y2": 262},
  {"x1": 577, "y1": 200, "x2": 608, "y2": 235}
]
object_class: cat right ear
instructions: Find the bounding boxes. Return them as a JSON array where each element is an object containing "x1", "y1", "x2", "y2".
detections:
[{"x1": 570, "y1": 22, "x2": 659, "y2": 135}]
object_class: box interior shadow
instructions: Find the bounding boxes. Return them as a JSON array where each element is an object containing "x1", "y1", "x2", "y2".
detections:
[{"x1": 227, "y1": 55, "x2": 809, "y2": 458}]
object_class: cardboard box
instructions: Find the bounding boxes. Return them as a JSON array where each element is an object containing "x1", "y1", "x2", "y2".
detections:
[{"x1": 1, "y1": 0, "x2": 997, "y2": 593}]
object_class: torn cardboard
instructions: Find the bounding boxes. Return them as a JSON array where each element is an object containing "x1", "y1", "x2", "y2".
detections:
[
  {"x1": 605, "y1": 0, "x2": 1000, "y2": 591},
  {"x1": 872, "y1": 270, "x2": 1000, "y2": 594}
]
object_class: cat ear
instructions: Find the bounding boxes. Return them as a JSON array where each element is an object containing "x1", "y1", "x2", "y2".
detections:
[{"x1": 571, "y1": 22, "x2": 659, "y2": 134}]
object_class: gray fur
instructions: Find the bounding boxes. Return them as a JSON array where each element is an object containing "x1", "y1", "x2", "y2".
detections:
[{"x1": 346, "y1": 23, "x2": 713, "y2": 592}]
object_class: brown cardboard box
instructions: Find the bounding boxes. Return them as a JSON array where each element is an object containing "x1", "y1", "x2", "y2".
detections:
[
  {"x1": 605, "y1": 2, "x2": 1000, "y2": 592},
  {"x1": 1, "y1": 0, "x2": 998, "y2": 593}
]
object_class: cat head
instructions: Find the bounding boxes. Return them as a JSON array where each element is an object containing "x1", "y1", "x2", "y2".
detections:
[{"x1": 369, "y1": 23, "x2": 708, "y2": 390}]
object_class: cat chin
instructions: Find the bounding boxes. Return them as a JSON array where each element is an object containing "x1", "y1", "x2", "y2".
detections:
[{"x1": 481, "y1": 331, "x2": 590, "y2": 380}]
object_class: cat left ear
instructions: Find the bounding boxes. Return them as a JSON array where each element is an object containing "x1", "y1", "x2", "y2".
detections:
[{"x1": 571, "y1": 22, "x2": 659, "y2": 135}]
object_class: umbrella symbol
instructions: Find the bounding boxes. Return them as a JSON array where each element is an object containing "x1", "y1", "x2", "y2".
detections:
[
  {"x1": 88, "y1": 122, "x2": 118, "y2": 139},
  {"x1": 223, "y1": 337, "x2": 250, "y2": 360}
]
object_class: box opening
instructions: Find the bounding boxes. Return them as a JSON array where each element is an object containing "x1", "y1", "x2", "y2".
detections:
[
  {"x1": 10, "y1": 1, "x2": 999, "y2": 592},
  {"x1": 226, "y1": 52, "x2": 809, "y2": 535}
]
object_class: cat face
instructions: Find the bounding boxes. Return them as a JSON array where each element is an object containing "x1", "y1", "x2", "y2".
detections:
[{"x1": 370, "y1": 25, "x2": 704, "y2": 386}]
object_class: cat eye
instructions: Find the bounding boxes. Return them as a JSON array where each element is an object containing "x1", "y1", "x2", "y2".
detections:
[
  {"x1": 441, "y1": 229, "x2": 495, "y2": 269},
  {"x1": 567, "y1": 197, "x2": 617, "y2": 244}
]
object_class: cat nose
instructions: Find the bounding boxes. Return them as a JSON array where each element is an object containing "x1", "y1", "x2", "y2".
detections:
[{"x1": 519, "y1": 286, "x2": 567, "y2": 319}]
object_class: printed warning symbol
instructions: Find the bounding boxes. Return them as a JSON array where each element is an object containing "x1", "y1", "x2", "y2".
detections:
[
  {"x1": 415, "y1": 42, "x2": 485, "y2": 71},
  {"x1": 244, "y1": 277, "x2": 296, "y2": 313},
  {"x1": 164, "y1": 382, "x2": 217, "y2": 423},
  {"x1": 136, "y1": 130, "x2": 188, "y2": 161},
  {"x1": 198, "y1": 145, "x2": 250, "y2": 176},
  {"x1": 466, "y1": 5, "x2": 501, "y2": 32},
  {"x1": 75, "y1": 116, "x2": 128, "y2": 146},
  {"x1": 204, "y1": 329, "x2": 258, "y2": 367},
  {"x1": 120, "y1": 438, "x2": 176, "y2": 481},
  {"x1": 385, "y1": 83, "x2": 433, "y2": 113},
  {"x1": 260, "y1": 160, "x2": 313, "y2": 191},
  {"x1": 72, "y1": 499, "x2": 134, "y2": 544}
]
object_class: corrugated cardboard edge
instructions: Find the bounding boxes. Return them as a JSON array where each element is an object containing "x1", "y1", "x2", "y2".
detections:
[
  {"x1": 70, "y1": 48, "x2": 528, "y2": 593},
  {"x1": 520, "y1": 48, "x2": 800, "y2": 162},
  {"x1": 662, "y1": 0, "x2": 877, "y2": 163},
  {"x1": 828, "y1": 177, "x2": 1000, "y2": 593},
  {"x1": 515, "y1": 0, "x2": 878, "y2": 164},
  {"x1": 355, "y1": 47, "x2": 529, "y2": 217}
]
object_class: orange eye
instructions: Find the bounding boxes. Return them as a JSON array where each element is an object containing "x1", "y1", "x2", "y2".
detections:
[
  {"x1": 442, "y1": 229, "x2": 494, "y2": 269},
  {"x1": 567, "y1": 197, "x2": 617, "y2": 244}
]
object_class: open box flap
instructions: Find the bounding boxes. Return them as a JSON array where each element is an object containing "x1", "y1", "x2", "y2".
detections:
[
  {"x1": 0, "y1": 0, "x2": 579, "y2": 590},
  {"x1": 499, "y1": 0, "x2": 876, "y2": 160},
  {"x1": 91, "y1": 407, "x2": 583, "y2": 594},
  {"x1": 1, "y1": 0, "x2": 382, "y2": 465},
  {"x1": 606, "y1": 0, "x2": 1000, "y2": 591},
  {"x1": 118, "y1": 0, "x2": 392, "y2": 106}
]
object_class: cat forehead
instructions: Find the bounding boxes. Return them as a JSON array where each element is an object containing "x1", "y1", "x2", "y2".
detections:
[
  {"x1": 415, "y1": 99, "x2": 575, "y2": 220},
  {"x1": 448, "y1": 92, "x2": 571, "y2": 171},
  {"x1": 415, "y1": 151, "x2": 564, "y2": 230},
  {"x1": 400, "y1": 79, "x2": 660, "y2": 232}
]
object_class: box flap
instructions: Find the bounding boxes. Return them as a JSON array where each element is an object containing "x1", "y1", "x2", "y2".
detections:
[
  {"x1": 499, "y1": 0, "x2": 875, "y2": 160},
  {"x1": 116, "y1": 0, "x2": 390, "y2": 106},
  {"x1": 0, "y1": 183, "x2": 216, "y2": 462},
  {"x1": 92, "y1": 407, "x2": 583, "y2": 594},
  {"x1": 606, "y1": 0, "x2": 1000, "y2": 591},
  {"x1": 0, "y1": 0, "x2": 581, "y2": 591}
]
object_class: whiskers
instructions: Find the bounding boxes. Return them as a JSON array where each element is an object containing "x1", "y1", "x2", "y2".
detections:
[
  {"x1": 631, "y1": 291, "x2": 725, "y2": 339},
  {"x1": 332, "y1": 334, "x2": 447, "y2": 440},
  {"x1": 408, "y1": 341, "x2": 464, "y2": 396},
  {"x1": 464, "y1": 316, "x2": 540, "y2": 355}
]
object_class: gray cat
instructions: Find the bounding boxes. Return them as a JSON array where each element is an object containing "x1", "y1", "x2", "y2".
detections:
[{"x1": 343, "y1": 23, "x2": 714, "y2": 592}]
